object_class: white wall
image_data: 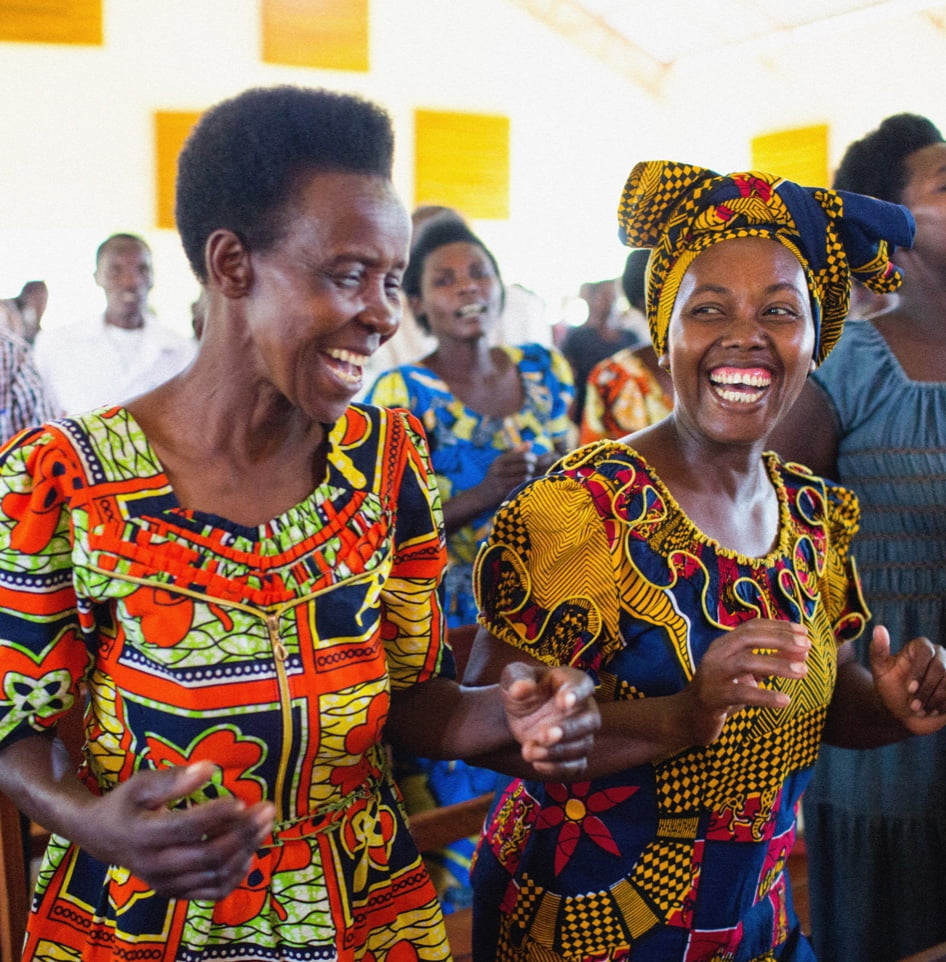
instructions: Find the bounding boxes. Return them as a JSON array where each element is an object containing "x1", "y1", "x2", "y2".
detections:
[
  {"x1": 0, "y1": 0, "x2": 661, "y2": 341},
  {"x1": 0, "y1": 0, "x2": 943, "y2": 343}
]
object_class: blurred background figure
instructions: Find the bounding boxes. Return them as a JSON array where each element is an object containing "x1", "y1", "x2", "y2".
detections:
[
  {"x1": 32, "y1": 233, "x2": 195, "y2": 414},
  {"x1": 579, "y1": 247, "x2": 674, "y2": 444},
  {"x1": 770, "y1": 111, "x2": 946, "y2": 962},
  {"x1": 0, "y1": 306, "x2": 60, "y2": 443},
  {"x1": 560, "y1": 275, "x2": 642, "y2": 425},
  {"x1": 367, "y1": 213, "x2": 574, "y2": 629},
  {"x1": 365, "y1": 213, "x2": 574, "y2": 914},
  {"x1": 1, "y1": 280, "x2": 49, "y2": 345}
]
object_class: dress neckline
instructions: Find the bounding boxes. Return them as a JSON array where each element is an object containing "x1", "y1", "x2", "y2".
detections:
[
  {"x1": 600, "y1": 442, "x2": 793, "y2": 566},
  {"x1": 98, "y1": 405, "x2": 336, "y2": 540}
]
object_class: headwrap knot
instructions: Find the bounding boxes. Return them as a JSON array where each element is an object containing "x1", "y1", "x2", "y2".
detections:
[{"x1": 617, "y1": 160, "x2": 915, "y2": 364}]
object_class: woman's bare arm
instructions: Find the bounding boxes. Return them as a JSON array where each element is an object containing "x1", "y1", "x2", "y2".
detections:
[{"x1": 461, "y1": 622, "x2": 812, "y2": 780}]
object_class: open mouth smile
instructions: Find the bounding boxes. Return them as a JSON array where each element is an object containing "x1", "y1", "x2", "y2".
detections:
[
  {"x1": 325, "y1": 348, "x2": 370, "y2": 386},
  {"x1": 709, "y1": 366, "x2": 772, "y2": 404}
]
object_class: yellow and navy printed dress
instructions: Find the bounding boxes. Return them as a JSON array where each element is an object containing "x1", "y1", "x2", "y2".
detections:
[
  {"x1": 0, "y1": 404, "x2": 452, "y2": 962},
  {"x1": 471, "y1": 442, "x2": 868, "y2": 962}
]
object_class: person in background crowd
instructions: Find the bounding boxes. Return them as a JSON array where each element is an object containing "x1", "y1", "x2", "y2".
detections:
[
  {"x1": 0, "y1": 308, "x2": 60, "y2": 443},
  {"x1": 365, "y1": 212, "x2": 575, "y2": 913},
  {"x1": 579, "y1": 247, "x2": 673, "y2": 443},
  {"x1": 769, "y1": 111, "x2": 946, "y2": 962},
  {"x1": 32, "y1": 233, "x2": 195, "y2": 414},
  {"x1": 464, "y1": 158, "x2": 946, "y2": 962},
  {"x1": 367, "y1": 213, "x2": 574, "y2": 630},
  {"x1": 560, "y1": 275, "x2": 642, "y2": 425},
  {"x1": 0, "y1": 84, "x2": 599, "y2": 962},
  {"x1": 1, "y1": 280, "x2": 49, "y2": 344}
]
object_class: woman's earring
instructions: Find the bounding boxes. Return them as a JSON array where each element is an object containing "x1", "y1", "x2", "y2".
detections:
[{"x1": 658, "y1": 354, "x2": 670, "y2": 371}]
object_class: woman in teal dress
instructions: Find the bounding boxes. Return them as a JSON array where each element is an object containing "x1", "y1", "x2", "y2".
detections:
[
  {"x1": 465, "y1": 159, "x2": 946, "y2": 962},
  {"x1": 771, "y1": 113, "x2": 946, "y2": 962}
]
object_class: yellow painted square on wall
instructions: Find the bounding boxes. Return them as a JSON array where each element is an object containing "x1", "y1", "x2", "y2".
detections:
[
  {"x1": 261, "y1": 0, "x2": 369, "y2": 71},
  {"x1": 0, "y1": 0, "x2": 102, "y2": 45},
  {"x1": 154, "y1": 111, "x2": 203, "y2": 231},
  {"x1": 751, "y1": 125, "x2": 829, "y2": 188},
  {"x1": 414, "y1": 110, "x2": 510, "y2": 220}
]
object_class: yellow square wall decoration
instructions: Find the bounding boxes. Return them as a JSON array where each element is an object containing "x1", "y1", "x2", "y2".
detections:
[
  {"x1": 0, "y1": 0, "x2": 102, "y2": 45},
  {"x1": 751, "y1": 125, "x2": 829, "y2": 188},
  {"x1": 154, "y1": 111, "x2": 203, "y2": 231},
  {"x1": 414, "y1": 110, "x2": 510, "y2": 220},
  {"x1": 261, "y1": 0, "x2": 369, "y2": 71}
]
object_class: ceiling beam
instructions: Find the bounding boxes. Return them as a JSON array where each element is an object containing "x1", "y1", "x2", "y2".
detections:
[{"x1": 505, "y1": 0, "x2": 668, "y2": 95}]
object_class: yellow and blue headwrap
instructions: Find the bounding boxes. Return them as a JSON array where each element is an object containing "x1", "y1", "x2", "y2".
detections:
[{"x1": 617, "y1": 160, "x2": 916, "y2": 364}]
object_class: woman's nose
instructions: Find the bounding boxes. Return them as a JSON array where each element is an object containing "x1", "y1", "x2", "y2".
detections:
[
  {"x1": 359, "y1": 287, "x2": 401, "y2": 336},
  {"x1": 722, "y1": 312, "x2": 766, "y2": 344}
]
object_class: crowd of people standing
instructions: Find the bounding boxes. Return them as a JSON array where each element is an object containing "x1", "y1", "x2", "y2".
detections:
[{"x1": 0, "y1": 88, "x2": 945, "y2": 962}]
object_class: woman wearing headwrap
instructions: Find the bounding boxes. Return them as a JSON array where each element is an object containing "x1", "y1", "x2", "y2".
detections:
[{"x1": 462, "y1": 160, "x2": 946, "y2": 962}]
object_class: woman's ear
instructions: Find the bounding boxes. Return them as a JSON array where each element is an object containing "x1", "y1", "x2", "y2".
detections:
[{"x1": 206, "y1": 229, "x2": 252, "y2": 298}]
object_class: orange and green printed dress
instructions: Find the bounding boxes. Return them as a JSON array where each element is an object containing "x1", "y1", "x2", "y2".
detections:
[
  {"x1": 0, "y1": 404, "x2": 453, "y2": 962},
  {"x1": 470, "y1": 442, "x2": 868, "y2": 962}
]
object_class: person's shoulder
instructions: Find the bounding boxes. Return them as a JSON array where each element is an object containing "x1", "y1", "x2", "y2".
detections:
[
  {"x1": 0, "y1": 326, "x2": 31, "y2": 360},
  {"x1": 546, "y1": 439, "x2": 649, "y2": 485},
  {"x1": 34, "y1": 314, "x2": 101, "y2": 344},
  {"x1": 364, "y1": 363, "x2": 430, "y2": 404},
  {"x1": 341, "y1": 402, "x2": 426, "y2": 444},
  {"x1": 0, "y1": 413, "x2": 75, "y2": 473},
  {"x1": 766, "y1": 451, "x2": 859, "y2": 516},
  {"x1": 509, "y1": 341, "x2": 569, "y2": 371}
]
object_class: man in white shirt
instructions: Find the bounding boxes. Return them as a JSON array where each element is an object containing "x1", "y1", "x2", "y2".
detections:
[{"x1": 32, "y1": 234, "x2": 195, "y2": 415}]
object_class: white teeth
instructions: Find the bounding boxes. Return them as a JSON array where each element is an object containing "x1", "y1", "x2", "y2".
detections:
[
  {"x1": 710, "y1": 370, "x2": 771, "y2": 388},
  {"x1": 327, "y1": 349, "x2": 369, "y2": 367},
  {"x1": 326, "y1": 349, "x2": 368, "y2": 385},
  {"x1": 457, "y1": 303, "x2": 484, "y2": 317},
  {"x1": 716, "y1": 387, "x2": 764, "y2": 403}
]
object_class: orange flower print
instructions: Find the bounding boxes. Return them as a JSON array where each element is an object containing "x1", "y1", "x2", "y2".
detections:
[
  {"x1": 536, "y1": 781, "x2": 638, "y2": 875},
  {"x1": 2, "y1": 443, "x2": 82, "y2": 554},
  {"x1": 147, "y1": 728, "x2": 266, "y2": 805},
  {"x1": 123, "y1": 587, "x2": 196, "y2": 647},
  {"x1": 213, "y1": 838, "x2": 312, "y2": 928}
]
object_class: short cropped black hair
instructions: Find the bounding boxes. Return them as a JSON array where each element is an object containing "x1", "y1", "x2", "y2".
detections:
[
  {"x1": 402, "y1": 214, "x2": 503, "y2": 332},
  {"x1": 621, "y1": 248, "x2": 649, "y2": 313},
  {"x1": 175, "y1": 85, "x2": 395, "y2": 281},
  {"x1": 832, "y1": 113, "x2": 944, "y2": 203},
  {"x1": 95, "y1": 233, "x2": 150, "y2": 268}
]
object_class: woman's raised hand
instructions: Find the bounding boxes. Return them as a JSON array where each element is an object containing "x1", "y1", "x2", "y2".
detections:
[
  {"x1": 683, "y1": 620, "x2": 811, "y2": 745},
  {"x1": 870, "y1": 625, "x2": 946, "y2": 735},
  {"x1": 74, "y1": 760, "x2": 275, "y2": 901}
]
